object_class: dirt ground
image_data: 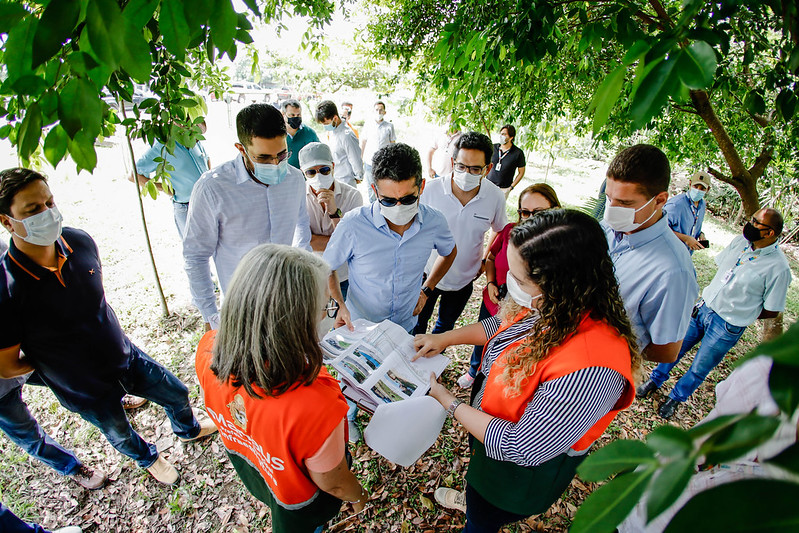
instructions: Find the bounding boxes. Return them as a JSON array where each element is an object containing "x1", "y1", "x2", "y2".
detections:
[{"x1": 0, "y1": 105, "x2": 796, "y2": 532}]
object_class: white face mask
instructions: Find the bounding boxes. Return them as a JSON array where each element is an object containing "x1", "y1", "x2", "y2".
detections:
[
  {"x1": 506, "y1": 272, "x2": 543, "y2": 309},
  {"x1": 603, "y1": 195, "x2": 657, "y2": 233},
  {"x1": 307, "y1": 173, "x2": 334, "y2": 191},
  {"x1": 380, "y1": 202, "x2": 418, "y2": 226},
  {"x1": 499, "y1": 135, "x2": 509, "y2": 145},
  {"x1": 452, "y1": 170, "x2": 481, "y2": 192},
  {"x1": 8, "y1": 206, "x2": 63, "y2": 246},
  {"x1": 374, "y1": 112, "x2": 384, "y2": 122}
]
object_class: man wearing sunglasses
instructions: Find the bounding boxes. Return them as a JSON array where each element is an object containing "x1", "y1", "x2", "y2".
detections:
[
  {"x1": 638, "y1": 207, "x2": 792, "y2": 419},
  {"x1": 183, "y1": 104, "x2": 311, "y2": 331},
  {"x1": 413, "y1": 132, "x2": 507, "y2": 336}
]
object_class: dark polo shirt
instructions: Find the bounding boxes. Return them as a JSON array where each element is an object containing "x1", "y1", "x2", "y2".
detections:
[
  {"x1": 0, "y1": 227, "x2": 132, "y2": 411},
  {"x1": 486, "y1": 143, "x2": 526, "y2": 189}
]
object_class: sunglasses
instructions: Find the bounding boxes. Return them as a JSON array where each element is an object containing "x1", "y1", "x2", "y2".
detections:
[
  {"x1": 377, "y1": 193, "x2": 419, "y2": 207},
  {"x1": 304, "y1": 166, "x2": 332, "y2": 178},
  {"x1": 324, "y1": 298, "x2": 339, "y2": 319},
  {"x1": 518, "y1": 208, "x2": 545, "y2": 218}
]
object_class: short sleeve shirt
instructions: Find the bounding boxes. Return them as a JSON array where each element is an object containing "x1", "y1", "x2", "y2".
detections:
[
  {"x1": 287, "y1": 124, "x2": 320, "y2": 169},
  {"x1": 362, "y1": 120, "x2": 396, "y2": 163},
  {"x1": 135, "y1": 141, "x2": 209, "y2": 203},
  {"x1": 486, "y1": 144, "x2": 526, "y2": 189},
  {"x1": 664, "y1": 192, "x2": 706, "y2": 240}
]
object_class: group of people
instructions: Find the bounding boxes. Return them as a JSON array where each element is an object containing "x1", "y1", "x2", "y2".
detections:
[{"x1": 0, "y1": 98, "x2": 792, "y2": 533}]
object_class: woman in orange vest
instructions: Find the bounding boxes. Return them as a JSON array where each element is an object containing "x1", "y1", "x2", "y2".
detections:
[
  {"x1": 414, "y1": 209, "x2": 641, "y2": 532},
  {"x1": 196, "y1": 244, "x2": 368, "y2": 532}
]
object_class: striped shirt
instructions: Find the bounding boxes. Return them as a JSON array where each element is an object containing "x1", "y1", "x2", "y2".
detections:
[{"x1": 475, "y1": 315, "x2": 626, "y2": 467}]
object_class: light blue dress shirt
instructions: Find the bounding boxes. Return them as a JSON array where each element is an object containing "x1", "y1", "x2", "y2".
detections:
[
  {"x1": 702, "y1": 235, "x2": 792, "y2": 327},
  {"x1": 135, "y1": 141, "x2": 209, "y2": 203},
  {"x1": 183, "y1": 156, "x2": 311, "y2": 322},
  {"x1": 323, "y1": 203, "x2": 456, "y2": 332},
  {"x1": 603, "y1": 216, "x2": 699, "y2": 350},
  {"x1": 664, "y1": 192, "x2": 706, "y2": 240}
]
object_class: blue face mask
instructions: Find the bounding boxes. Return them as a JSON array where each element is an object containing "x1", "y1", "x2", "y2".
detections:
[
  {"x1": 245, "y1": 152, "x2": 289, "y2": 185},
  {"x1": 323, "y1": 123, "x2": 336, "y2": 131},
  {"x1": 688, "y1": 187, "x2": 706, "y2": 202}
]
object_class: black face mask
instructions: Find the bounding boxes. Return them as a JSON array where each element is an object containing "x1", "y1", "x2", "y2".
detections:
[
  {"x1": 743, "y1": 222, "x2": 765, "y2": 243},
  {"x1": 287, "y1": 116, "x2": 302, "y2": 129}
]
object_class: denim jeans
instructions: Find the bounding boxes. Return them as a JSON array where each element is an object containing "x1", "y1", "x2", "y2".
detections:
[
  {"x1": 468, "y1": 302, "x2": 494, "y2": 378},
  {"x1": 413, "y1": 282, "x2": 474, "y2": 335},
  {"x1": 650, "y1": 303, "x2": 746, "y2": 402},
  {"x1": 463, "y1": 485, "x2": 529, "y2": 533},
  {"x1": 76, "y1": 344, "x2": 200, "y2": 468},
  {"x1": 0, "y1": 384, "x2": 81, "y2": 476},
  {"x1": 173, "y1": 201, "x2": 189, "y2": 241},
  {"x1": 0, "y1": 502, "x2": 47, "y2": 533}
]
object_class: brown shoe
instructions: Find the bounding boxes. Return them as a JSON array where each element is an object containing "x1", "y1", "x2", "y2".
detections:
[
  {"x1": 179, "y1": 416, "x2": 218, "y2": 443},
  {"x1": 69, "y1": 464, "x2": 107, "y2": 490},
  {"x1": 146, "y1": 454, "x2": 180, "y2": 485},
  {"x1": 121, "y1": 394, "x2": 148, "y2": 410}
]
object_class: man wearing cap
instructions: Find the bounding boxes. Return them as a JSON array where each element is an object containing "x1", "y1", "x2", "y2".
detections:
[
  {"x1": 638, "y1": 207, "x2": 792, "y2": 419},
  {"x1": 299, "y1": 142, "x2": 363, "y2": 297},
  {"x1": 664, "y1": 171, "x2": 711, "y2": 253}
]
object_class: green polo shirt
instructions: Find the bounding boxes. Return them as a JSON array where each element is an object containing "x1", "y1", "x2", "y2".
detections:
[{"x1": 286, "y1": 124, "x2": 320, "y2": 169}]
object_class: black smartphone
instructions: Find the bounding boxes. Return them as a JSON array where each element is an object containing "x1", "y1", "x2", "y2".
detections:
[{"x1": 698, "y1": 239, "x2": 710, "y2": 248}]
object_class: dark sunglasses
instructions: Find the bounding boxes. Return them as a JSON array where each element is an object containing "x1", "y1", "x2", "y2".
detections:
[
  {"x1": 304, "y1": 166, "x2": 332, "y2": 178},
  {"x1": 518, "y1": 208, "x2": 545, "y2": 218},
  {"x1": 377, "y1": 194, "x2": 419, "y2": 207}
]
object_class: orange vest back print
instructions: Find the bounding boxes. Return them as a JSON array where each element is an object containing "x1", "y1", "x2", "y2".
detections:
[{"x1": 195, "y1": 331, "x2": 348, "y2": 508}]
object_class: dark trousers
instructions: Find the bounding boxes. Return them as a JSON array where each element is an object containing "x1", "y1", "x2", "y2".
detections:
[
  {"x1": 413, "y1": 281, "x2": 474, "y2": 335},
  {"x1": 468, "y1": 301, "x2": 494, "y2": 377},
  {"x1": 463, "y1": 485, "x2": 529, "y2": 533},
  {"x1": 0, "y1": 502, "x2": 48, "y2": 533}
]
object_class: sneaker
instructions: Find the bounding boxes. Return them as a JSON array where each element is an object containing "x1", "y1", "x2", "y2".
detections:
[
  {"x1": 179, "y1": 416, "x2": 218, "y2": 443},
  {"x1": 69, "y1": 465, "x2": 107, "y2": 490},
  {"x1": 434, "y1": 487, "x2": 467, "y2": 512},
  {"x1": 146, "y1": 454, "x2": 179, "y2": 485},
  {"x1": 457, "y1": 372, "x2": 475, "y2": 389},
  {"x1": 347, "y1": 419, "x2": 361, "y2": 443},
  {"x1": 635, "y1": 379, "x2": 659, "y2": 399},
  {"x1": 53, "y1": 528, "x2": 82, "y2": 533},
  {"x1": 121, "y1": 394, "x2": 148, "y2": 410}
]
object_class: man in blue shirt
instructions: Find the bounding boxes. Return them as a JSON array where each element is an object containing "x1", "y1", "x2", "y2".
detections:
[
  {"x1": 282, "y1": 99, "x2": 320, "y2": 169},
  {"x1": 601, "y1": 144, "x2": 698, "y2": 364},
  {"x1": 0, "y1": 168, "x2": 217, "y2": 486},
  {"x1": 664, "y1": 170, "x2": 711, "y2": 253},
  {"x1": 134, "y1": 121, "x2": 210, "y2": 240},
  {"x1": 638, "y1": 208, "x2": 792, "y2": 419}
]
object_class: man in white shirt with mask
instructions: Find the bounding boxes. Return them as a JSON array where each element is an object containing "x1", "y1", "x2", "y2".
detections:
[
  {"x1": 413, "y1": 132, "x2": 507, "y2": 336},
  {"x1": 361, "y1": 101, "x2": 397, "y2": 202},
  {"x1": 315, "y1": 100, "x2": 363, "y2": 188}
]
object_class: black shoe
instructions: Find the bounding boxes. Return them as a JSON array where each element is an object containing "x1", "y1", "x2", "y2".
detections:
[
  {"x1": 658, "y1": 398, "x2": 681, "y2": 419},
  {"x1": 636, "y1": 379, "x2": 659, "y2": 399}
]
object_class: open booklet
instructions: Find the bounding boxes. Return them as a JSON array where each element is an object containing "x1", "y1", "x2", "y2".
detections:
[{"x1": 321, "y1": 319, "x2": 450, "y2": 412}]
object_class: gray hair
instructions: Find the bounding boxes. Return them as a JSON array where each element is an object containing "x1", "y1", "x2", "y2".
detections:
[{"x1": 211, "y1": 244, "x2": 329, "y2": 398}]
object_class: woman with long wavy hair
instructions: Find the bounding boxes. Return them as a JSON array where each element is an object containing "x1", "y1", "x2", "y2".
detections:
[{"x1": 414, "y1": 209, "x2": 641, "y2": 532}]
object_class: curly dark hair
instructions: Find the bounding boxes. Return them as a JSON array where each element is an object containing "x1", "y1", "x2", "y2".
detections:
[
  {"x1": 371, "y1": 143, "x2": 423, "y2": 187},
  {"x1": 453, "y1": 131, "x2": 493, "y2": 166},
  {"x1": 502, "y1": 209, "x2": 641, "y2": 394}
]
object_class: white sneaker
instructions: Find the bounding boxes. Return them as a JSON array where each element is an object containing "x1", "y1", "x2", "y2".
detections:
[
  {"x1": 347, "y1": 419, "x2": 361, "y2": 443},
  {"x1": 53, "y1": 528, "x2": 82, "y2": 533},
  {"x1": 457, "y1": 372, "x2": 475, "y2": 389},
  {"x1": 434, "y1": 487, "x2": 467, "y2": 512}
]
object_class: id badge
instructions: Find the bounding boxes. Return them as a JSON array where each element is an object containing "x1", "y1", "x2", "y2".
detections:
[
  {"x1": 496, "y1": 162, "x2": 502, "y2": 171},
  {"x1": 721, "y1": 269, "x2": 734, "y2": 284}
]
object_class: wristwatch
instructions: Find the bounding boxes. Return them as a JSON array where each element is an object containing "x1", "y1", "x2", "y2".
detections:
[
  {"x1": 446, "y1": 398, "x2": 463, "y2": 418},
  {"x1": 421, "y1": 286, "x2": 434, "y2": 298},
  {"x1": 329, "y1": 208, "x2": 342, "y2": 219}
]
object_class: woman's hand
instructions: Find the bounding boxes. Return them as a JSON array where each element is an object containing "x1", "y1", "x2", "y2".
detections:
[
  {"x1": 487, "y1": 282, "x2": 500, "y2": 305},
  {"x1": 412, "y1": 333, "x2": 448, "y2": 361},
  {"x1": 428, "y1": 372, "x2": 456, "y2": 408}
]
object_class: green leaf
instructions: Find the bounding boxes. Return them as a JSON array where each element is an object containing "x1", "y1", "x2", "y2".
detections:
[
  {"x1": 43, "y1": 125, "x2": 69, "y2": 168},
  {"x1": 645, "y1": 458, "x2": 695, "y2": 522},
  {"x1": 32, "y1": 0, "x2": 82, "y2": 68},
  {"x1": 3, "y1": 16, "x2": 37, "y2": 82},
  {"x1": 119, "y1": 21, "x2": 152, "y2": 83},
  {"x1": 210, "y1": 0, "x2": 238, "y2": 53},
  {"x1": 19, "y1": 103, "x2": 43, "y2": 160},
  {"x1": 577, "y1": 440, "x2": 656, "y2": 482},
  {"x1": 703, "y1": 413, "x2": 779, "y2": 465},
  {"x1": 0, "y1": 2, "x2": 29, "y2": 34},
  {"x1": 67, "y1": 130, "x2": 98, "y2": 172},
  {"x1": 686, "y1": 413, "x2": 746, "y2": 440},
  {"x1": 630, "y1": 56, "x2": 681, "y2": 127},
  {"x1": 10, "y1": 75, "x2": 49, "y2": 97},
  {"x1": 122, "y1": 0, "x2": 158, "y2": 28},
  {"x1": 589, "y1": 64, "x2": 626, "y2": 135},
  {"x1": 768, "y1": 362, "x2": 799, "y2": 416},
  {"x1": 58, "y1": 78, "x2": 104, "y2": 138},
  {"x1": 137, "y1": 98, "x2": 159, "y2": 109},
  {"x1": 665, "y1": 480, "x2": 799, "y2": 532},
  {"x1": 776, "y1": 88, "x2": 797, "y2": 121},
  {"x1": 676, "y1": 41, "x2": 717, "y2": 89},
  {"x1": 240, "y1": 0, "x2": 260, "y2": 17},
  {"x1": 571, "y1": 469, "x2": 655, "y2": 533},
  {"x1": 85, "y1": 0, "x2": 124, "y2": 69},
  {"x1": 647, "y1": 424, "x2": 694, "y2": 459},
  {"x1": 743, "y1": 90, "x2": 766, "y2": 116},
  {"x1": 183, "y1": 0, "x2": 212, "y2": 33},
  {"x1": 742, "y1": 321, "x2": 799, "y2": 368},
  {"x1": 622, "y1": 40, "x2": 650, "y2": 66},
  {"x1": 160, "y1": 0, "x2": 191, "y2": 59}
]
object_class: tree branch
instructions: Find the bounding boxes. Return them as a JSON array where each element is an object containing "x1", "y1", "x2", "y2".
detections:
[
  {"x1": 648, "y1": 0, "x2": 674, "y2": 28},
  {"x1": 672, "y1": 103, "x2": 700, "y2": 115},
  {"x1": 690, "y1": 89, "x2": 748, "y2": 179},
  {"x1": 707, "y1": 166, "x2": 735, "y2": 186},
  {"x1": 749, "y1": 139, "x2": 774, "y2": 179}
]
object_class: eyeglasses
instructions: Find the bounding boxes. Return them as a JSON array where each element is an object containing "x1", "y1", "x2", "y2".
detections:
[
  {"x1": 453, "y1": 162, "x2": 488, "y2": 177},
  {"x1": 518, "y1": 208, "x2": 545, "y2": 219},
  {"x1": 304, "y1": 166, "x2": 332, "y2": 178},
  {"x1": 750, "y1": 217, "x2": 773, "y2": 231},
  {"x1": 245, "y1": 149, "x2": 291, "y2": 165},
  {"x1": 377, "y1": 193, "x2": 419, "y2": 207},
  {"x1": 324, "y1": 298, "x2": 339, "y2": 319}
]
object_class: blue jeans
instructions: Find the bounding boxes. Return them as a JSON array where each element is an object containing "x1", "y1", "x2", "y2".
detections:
[
  {"x1": 76, "y1": 344, "x2": 200, "y2": 468},
  {"x1": 173, "y1": 201, "x2": 189, "y2": 240},
  {"x1": 468, "y1": 302, "x2": 493, "y2": 378},
  {"x1": 463, "y1": 485, "x2": 529, "y2": 533},
  {"x1": 413, "y1": 282, "x2": 474, "y2": 335},
  {"x1": 0, "y1": 501, "x2": 48, "y2": 533},
  {"x1": 0, "y1": 384, "x2": 81, "y2": 476},
  {"x1": 650, "y1": 303, "x2": 746, "y2": 402}
]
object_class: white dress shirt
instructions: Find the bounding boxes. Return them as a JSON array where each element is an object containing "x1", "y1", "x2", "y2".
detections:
[
  {"x1": 362, "y1": 119, "x2": 396, "y2": 164},
  {"x1": 183, "y1": 155, "x2": 311, "y2": 322},
  {"x1": 329, "y1": 122, "x2": 363, "y2": 187}
]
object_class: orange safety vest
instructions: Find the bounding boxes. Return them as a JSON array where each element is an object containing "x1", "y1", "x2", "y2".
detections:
[
  {"x1": 480, "y1": 313, "x2": 635, "y2": 451},
  {"x1": 195, "y1": 331, "x2": 348, "y2": 508}
]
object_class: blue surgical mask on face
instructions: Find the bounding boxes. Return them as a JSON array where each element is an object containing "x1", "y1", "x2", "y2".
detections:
[
  {"x1": 688, "y1": 188, "x2": 705, "y2": 203},
  {"x1": 323, "y1": 123, "x2": 336, "y2": 131},
  {"x1": 245, "y1": 152, "x2": 289, "y2": 185}
]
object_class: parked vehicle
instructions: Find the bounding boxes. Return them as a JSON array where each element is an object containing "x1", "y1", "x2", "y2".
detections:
[{"x1": 226, "y1": 81, "x2": 270, "y2": 103}]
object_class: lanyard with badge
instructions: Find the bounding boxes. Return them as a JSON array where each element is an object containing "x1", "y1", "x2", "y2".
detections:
[
  {"x1": 495, "y1": 147, "x2": 510, "y2": 171},
  {"x1": 721, "y1": 245, "x2": 759, "y2": 284}
]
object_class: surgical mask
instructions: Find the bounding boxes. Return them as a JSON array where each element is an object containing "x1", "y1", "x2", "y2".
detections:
[
  {"x1": 499, "y1": 135, "x2": 509, "y2": 144},
  {"x1": 374, "y1": 112, "x2": 384, "y2": 122},
  {"x1": 323, "y1": 123, "x2": 336, "y2": 131},
  {"x1": 743, "y1": 222, "x2": 765, "y2": 243},
  {"x1": 308, "y1": 172, "x2": 334, "y2": 191},
  {"x1": 8, "y1": 206, "x2": 63, "y2": 246},
  {"x1": 452, "y1": 170, "x2": 481, "y2": 192},
  {"x1": 688, "y1": 188, "x2": 705, "y2": 202},
  {"x1": 506, "y1": 272, "x2": 543, "y2": 309},
  {"x1": 248, "y1": 156, "x2": 289, "y2": 185},
  {"x1": 603, "y1": 196, "x2": 657, "y2": 233},
  {"x1": 380, "y1": 202, "x2": 418, "y2": 226},
  {"x1": 286, "y1": 116, "x2": 302, "y2": 129}
]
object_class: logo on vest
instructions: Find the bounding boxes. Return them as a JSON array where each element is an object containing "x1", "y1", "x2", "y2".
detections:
[{"x1": 228, "y1": 394, "x2": 247, "y2": 431}]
